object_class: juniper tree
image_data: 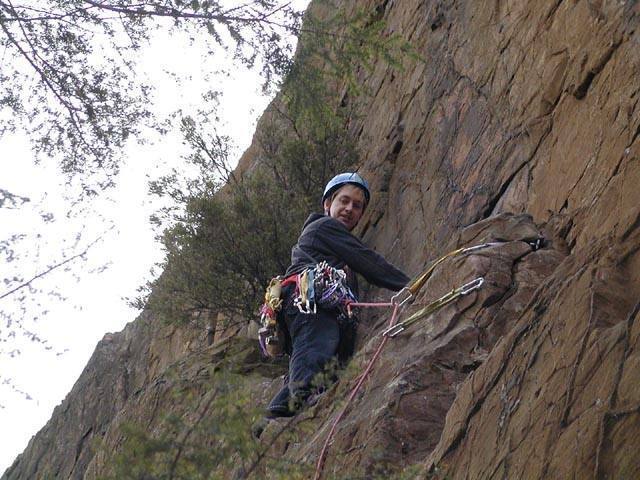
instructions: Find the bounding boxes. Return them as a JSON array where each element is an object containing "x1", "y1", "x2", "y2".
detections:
[
  {"x1": 0, "y1": 1, "x2": 307, "y2": 364},
  {"x1": 0, "y1": 0, "x2": 306, "y2": 195}
]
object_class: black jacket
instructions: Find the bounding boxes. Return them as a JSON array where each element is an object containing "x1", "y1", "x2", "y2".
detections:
[{"x1": 285, "y1": 214, "x2": 410, "y2": 293}]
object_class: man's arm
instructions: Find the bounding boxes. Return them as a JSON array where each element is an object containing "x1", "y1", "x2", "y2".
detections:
[{"x1": 316, "y1": 218, "x2": 410, "y2": 291}]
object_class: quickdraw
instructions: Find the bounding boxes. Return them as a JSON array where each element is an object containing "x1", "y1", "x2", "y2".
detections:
[
  {"x1": 395, "y1": 241, "x2": 500, "y2": 305},
  {"x1": 381, "y1": 277, "x2": 484, "y2": 337}
]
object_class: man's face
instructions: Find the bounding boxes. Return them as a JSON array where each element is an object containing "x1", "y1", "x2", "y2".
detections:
[{"x1": 323, "y1": 184, "x2": 366, "y2": 231}]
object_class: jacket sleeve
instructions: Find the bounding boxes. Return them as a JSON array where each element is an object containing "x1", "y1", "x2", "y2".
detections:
[{"x1": 314, "y1": 218, "x2": 410, "y2": 291}]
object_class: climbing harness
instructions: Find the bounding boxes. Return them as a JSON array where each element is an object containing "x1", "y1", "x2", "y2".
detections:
[
  {"x1": 312, "y1": 238, "x2": 543, "y2": 480},
  {"x1": 258, "y1": 262, "x2": 356, "y2": 357}
]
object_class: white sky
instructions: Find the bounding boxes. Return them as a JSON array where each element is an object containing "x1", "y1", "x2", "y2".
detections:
[{"x1": 0, "y1": 7, "x2": 309, "y2": 471}]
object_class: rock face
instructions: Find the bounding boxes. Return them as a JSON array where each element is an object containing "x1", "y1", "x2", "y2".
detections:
[
  {"x1": 1, "y1": 314, "x2": 210, "y2": 479},
  {"x1": 4, "y1": 0, "x2": 640, "y2": 478},
  {"x1": 425, "y1": 230, "x2": 640, "y2": 479}
]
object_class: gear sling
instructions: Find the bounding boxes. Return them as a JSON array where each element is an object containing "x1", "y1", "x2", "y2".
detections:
[{"x1": 258, "y1": 248, "x2": 356, "y2": 358}]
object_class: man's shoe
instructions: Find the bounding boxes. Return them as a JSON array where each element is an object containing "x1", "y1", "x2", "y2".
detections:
[{"x1": 266, "y1": 404, "x2": 295, "y2": 418}]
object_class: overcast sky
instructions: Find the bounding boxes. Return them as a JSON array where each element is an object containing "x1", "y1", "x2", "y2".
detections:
[{"x1": 0, "y1": 16, "x2": 301, "y2": 471}]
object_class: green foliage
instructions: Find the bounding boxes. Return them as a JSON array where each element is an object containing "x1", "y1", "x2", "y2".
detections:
[
  {"x1": 135, "y1": 62, "x2": 356, "y2": 326},
  {"x1": 101, "y1": 367, "x2": 311, "y2": 480},
  {"x1": 291, "y1": 1, "x2": 419, "y2": 98},
  {"x1": 0, "y1": 1, "x2": 304, "y2": 194},
  {"x1": 134, "y1": 0, "x2": 419, "y2": 328}
]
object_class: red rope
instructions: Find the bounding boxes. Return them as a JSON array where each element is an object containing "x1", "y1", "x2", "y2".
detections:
[{"x1": 313, "y1": 302, "x2": 400, "y2": 480}]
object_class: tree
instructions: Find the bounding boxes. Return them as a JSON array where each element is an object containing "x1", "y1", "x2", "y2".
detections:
[
  {"x1": 137, "y1": 101, "x2": 357, "y2": 324},
  {"x1": 0, "y1": 0, "x2": 305, "y2": 195},
  {"x1": 0, "y1": 0, "x2": 307, "y2": 343}
]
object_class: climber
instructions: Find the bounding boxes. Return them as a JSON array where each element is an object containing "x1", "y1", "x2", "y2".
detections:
[{"x1": 265, "y1": 172, "x2": 410, "y2": 418}]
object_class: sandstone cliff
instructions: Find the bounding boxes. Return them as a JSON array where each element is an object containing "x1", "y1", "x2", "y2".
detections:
[{"x1": 4, "y1": 0, "x2": 639, "y2": 478}]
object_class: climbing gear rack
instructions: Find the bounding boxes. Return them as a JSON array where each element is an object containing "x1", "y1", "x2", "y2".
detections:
[
  {"x1": 258, "y1": 261, "x2": 357, "y2": 356},
  {"x1": 294, "y1": 261, "x2": 356, "y2": 314}
]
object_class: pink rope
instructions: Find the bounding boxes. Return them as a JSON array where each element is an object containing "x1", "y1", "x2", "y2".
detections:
[
  {"x1": 349, "y1": 301, "x2": 394, "y2": 309},
  {"x1": 346, "y1": 301, "x2": 394, "y2": 318},
  {"x1": 313, "y1": 302, "x2": 400, "y2": 480}
]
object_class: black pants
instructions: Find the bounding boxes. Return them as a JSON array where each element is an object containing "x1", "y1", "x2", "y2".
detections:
[{"x1": 268, "y1": 307, "x2": 340, "y2": 415}]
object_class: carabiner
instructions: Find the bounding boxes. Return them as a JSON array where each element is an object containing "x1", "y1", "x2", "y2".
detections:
[
  {"x1": 391, "y1": 287, "x2": 412, "y2": 307},
  {"x1": 459, "y1": 277, "x2": 484, "y2": 295},
  {"x1": 381, "y1": 323, "x2": 405, "y2": 338}
]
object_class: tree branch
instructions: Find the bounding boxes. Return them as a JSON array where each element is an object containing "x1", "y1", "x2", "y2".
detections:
[
  {"x1": 0, "y1": 227, "x2": 114, "y2": 301},
  {"x1": 168, "y1": 385, "x2": 219, "y2": 479},
  {"x1": 80, "y1": 0, "x2": 295, "y2": 29}
]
